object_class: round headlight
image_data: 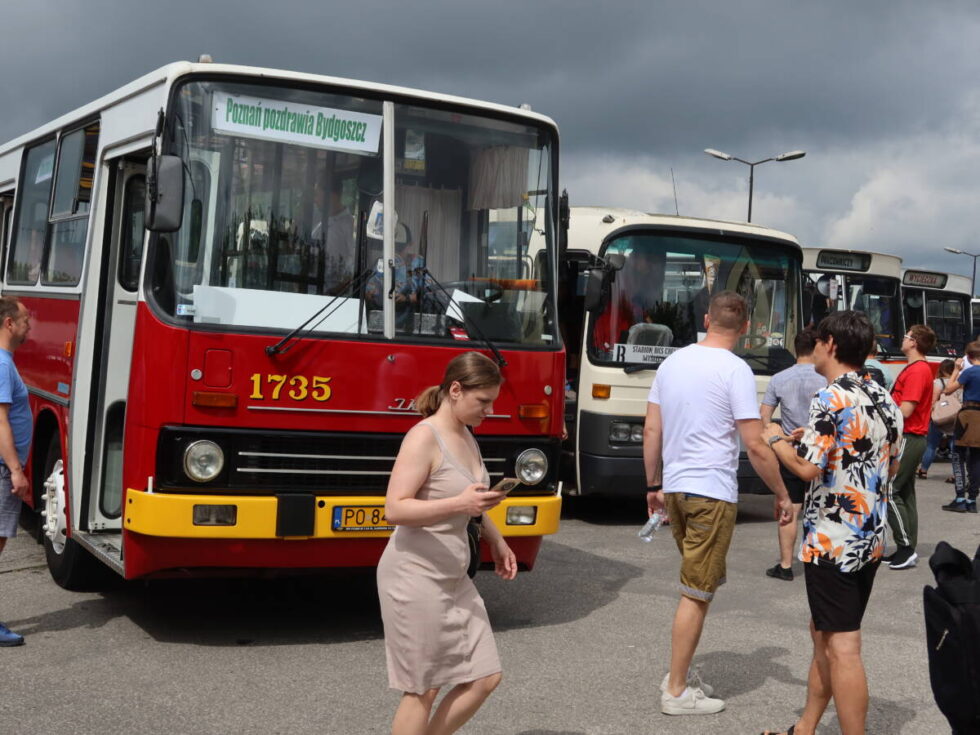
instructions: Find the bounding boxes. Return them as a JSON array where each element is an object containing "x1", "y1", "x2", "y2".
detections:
[
  {"x1": 183, "y1": 440, "x2": 224, "y2": 482},
  {"x1": 515, "y1": 448, "x2": 547, "y2": 485}
]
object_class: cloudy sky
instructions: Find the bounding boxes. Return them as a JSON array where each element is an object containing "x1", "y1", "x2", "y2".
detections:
[{"x1": 2, "y1": 1, "x2": 979, "y2": 279}]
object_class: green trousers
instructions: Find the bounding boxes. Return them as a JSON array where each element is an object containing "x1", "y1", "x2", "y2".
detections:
[{"x1": 888, "y1": 433, "x2": 926, "y2": 550}]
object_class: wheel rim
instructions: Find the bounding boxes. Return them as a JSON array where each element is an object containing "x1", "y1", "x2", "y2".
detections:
[{"x1": 42, "y1": 459, "x2": 67, "y2": 555}]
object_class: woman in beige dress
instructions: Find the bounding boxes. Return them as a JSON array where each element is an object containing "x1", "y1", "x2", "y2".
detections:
[{"x1": 377, "y1": 351, "x2": 517, "y2": 735}]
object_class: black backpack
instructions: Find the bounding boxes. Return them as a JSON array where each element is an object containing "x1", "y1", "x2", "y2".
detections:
[
  {"x1": 862, "y1": 364, "x2": 887, "y2": 388},
  {"x1": 923, "y1": 541, "x2": 980, "y2": 735}
]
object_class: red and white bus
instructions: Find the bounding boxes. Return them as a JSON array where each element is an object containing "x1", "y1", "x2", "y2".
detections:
[
  {"x1": 901, "y1": 269, "x2": 972, "y2": 360},
  {"x1": 0, "y1": 60, "x2": 563, "y2": 588},
  {"x1": 802, "y1": 248, "x2": 905, "y2": 373}
]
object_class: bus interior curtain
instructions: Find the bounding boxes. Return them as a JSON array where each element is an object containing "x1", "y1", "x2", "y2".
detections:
[
  {"x1": 467, "y1": 146, "x2": 529, "y2": 211},
  {"x1": 394, "y1": 184, "x2": 461, "y2": 281}
]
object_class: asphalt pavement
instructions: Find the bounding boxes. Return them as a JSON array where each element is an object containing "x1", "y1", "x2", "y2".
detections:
[{"x1": 1, "y1": 474, "x2": 977, "y2": 734}]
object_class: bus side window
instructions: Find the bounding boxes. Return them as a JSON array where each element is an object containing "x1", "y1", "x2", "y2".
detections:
[
  {"x1": 119, "y1": 176, "x2": 146, "y2": 291},
  {"x1": 7, "y1": 139, "x2": 57, "y2": 286},
  {"x1": 0, "y1": 195, "x2": 13, "y2": 279},
  {"x1": 43, "y1": 121, "x2": 100, "y2": 286}
]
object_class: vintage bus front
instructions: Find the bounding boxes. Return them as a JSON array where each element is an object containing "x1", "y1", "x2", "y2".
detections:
[
  {"x1": 562, "y1": 209, "x2": 802, "y2": 496},
  {"x1": 803, "y1": 248, "x2": 904, "y2": 375},
  {"x1": 31, "y1": 66, "x2": 562, "y2": 585},
  {"x1": 902, "y1": 269, "x2": 971, "y2": 361}
]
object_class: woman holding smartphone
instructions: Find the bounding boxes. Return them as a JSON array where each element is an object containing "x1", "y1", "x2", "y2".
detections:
[{"x1": 377, "y1": 351, "x2": 517, "y2": 735}]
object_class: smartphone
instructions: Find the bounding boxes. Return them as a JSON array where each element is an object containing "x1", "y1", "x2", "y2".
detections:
[{"x1": 487, "y1": 477, "x2": 522, "y2": 495}]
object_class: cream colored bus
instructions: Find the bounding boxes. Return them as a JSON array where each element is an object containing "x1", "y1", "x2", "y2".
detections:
[{"x1": 560, "y1": 207, "x2": 803, "y2": 496}]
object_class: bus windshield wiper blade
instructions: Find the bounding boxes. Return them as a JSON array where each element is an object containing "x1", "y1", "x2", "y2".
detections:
[
  {"x1": 266, "y1": 266, "x2": 375, "y2": 356},
  {"x1": 421, "y1": 270, "x2": 507, "y2": 367},
  {"x1": 624, "y1": 363, "x2": 658, "y2": 374}
]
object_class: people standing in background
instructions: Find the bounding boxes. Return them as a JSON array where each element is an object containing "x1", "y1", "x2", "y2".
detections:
[
  {"x1": 886, "y1": 324, "x2": 937, "y2": 570},
  {"x1": 759, "y1": 327, "x2": 827, "y2": 581},
  {"x1": 917, "y1": 359, "x2": 957, "y2": 481},
  {"x1": 939, "y1": 342, "x2": 980, "y2": 513},
  {"x1": 0, "y1": 296, "x2": 34, "y2": 647}
]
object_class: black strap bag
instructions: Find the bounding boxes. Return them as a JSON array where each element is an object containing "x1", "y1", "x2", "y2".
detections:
[
  {"x1": 923, "y1": 541, "x2": 980, "y2": 735},
  {"x1": 466, "y1": 516, "x2": 482, "y2": 578}
]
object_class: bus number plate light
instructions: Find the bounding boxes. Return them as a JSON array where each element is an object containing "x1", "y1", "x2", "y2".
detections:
[{"x1": 193, "y1": 504, "x2": 238, "y2": 526}]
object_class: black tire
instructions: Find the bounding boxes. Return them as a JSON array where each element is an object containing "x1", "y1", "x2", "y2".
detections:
[{"x1": 40, "y1": 433, "x2": 105, "y2": 591}]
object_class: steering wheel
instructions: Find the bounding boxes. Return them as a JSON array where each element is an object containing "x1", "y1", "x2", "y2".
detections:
[{"x1": 442, "y1": 280, "x2": 504, "y2": 303}]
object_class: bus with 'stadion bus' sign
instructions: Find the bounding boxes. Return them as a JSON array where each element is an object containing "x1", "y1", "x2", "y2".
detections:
[
  {"x1": 0, "y1": 60, "x2": 563, "y2": 588},
  {"x1": 557, "y1": 207, "x2": 803, "y2": 496}
]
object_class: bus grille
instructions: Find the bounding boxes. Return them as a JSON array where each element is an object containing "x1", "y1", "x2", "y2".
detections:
[{"x1": 156, "y1": 427, "x2": 554, "y2": 495}]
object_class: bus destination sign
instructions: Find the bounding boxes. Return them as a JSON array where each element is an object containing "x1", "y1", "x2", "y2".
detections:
[
  {"x1": 815, "y1": 250, "x2": 871, "y2": 272},
  {"x1": 903, "y1": 270, "x2": 948, "y2": 289}
]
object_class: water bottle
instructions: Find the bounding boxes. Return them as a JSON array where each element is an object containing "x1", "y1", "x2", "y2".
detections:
[{"x1": 638, "y1": 512, "x2": 664, "y2": 542}]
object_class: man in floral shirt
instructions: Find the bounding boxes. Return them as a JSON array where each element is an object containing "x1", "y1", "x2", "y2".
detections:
[{"x1": 760, "y1": 310, "x2": 903, "y2": 735}]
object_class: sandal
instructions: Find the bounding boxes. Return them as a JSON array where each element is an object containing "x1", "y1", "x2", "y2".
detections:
[
  {"x1": 760, "y1": 727, "x2": 795, "y2": 735},
  {"x1": 916, "y1": 469, "x2": 928, "y2": 479},
  {"x1": 946, "y1": 476, "x2": 956, "y2": 484}
]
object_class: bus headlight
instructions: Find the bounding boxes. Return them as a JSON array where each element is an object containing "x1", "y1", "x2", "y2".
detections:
[
  {"x1": 515, "y1": 448, "x2": 547, "y2": 485},
  {"x1": 183, "y1": 440, "x2": 224, "y2": 482}
]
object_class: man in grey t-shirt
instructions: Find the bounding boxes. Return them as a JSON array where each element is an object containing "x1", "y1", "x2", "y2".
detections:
[{"x1": 760, "y1": 327, "x2": 826, "y2": 581}]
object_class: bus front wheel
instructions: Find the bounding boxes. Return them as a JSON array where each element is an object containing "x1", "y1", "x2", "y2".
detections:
[{"x1": 40, "y1": 434, "x2": 102, "y2": 590}]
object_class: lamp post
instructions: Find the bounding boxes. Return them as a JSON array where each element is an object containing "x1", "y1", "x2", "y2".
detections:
[
  {"x1": 944, "y1": 247, "x2": 979, "y2": 298},
  {"x1": 704, "y1": 148, "x2": 806, "y2": 222}
]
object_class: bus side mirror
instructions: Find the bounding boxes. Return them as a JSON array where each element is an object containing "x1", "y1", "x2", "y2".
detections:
[
  {"x1": 583, "y1": 255, "x2": 625, "y2": 313},
  {"x1": 145, "y1": 155, "x2": 184, "y2": 232}
]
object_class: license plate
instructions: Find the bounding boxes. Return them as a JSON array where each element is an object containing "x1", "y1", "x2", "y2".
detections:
[{"x1": 332, "y1": 505, "x2": 394, "y2": 532}]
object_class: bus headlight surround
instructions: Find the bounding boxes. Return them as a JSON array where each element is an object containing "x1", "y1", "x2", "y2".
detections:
[
  {"x1": 515, "y1": 448, "x2": 547, "y2": 485},
  {"x1": 183, "y1": 440, "x2": 225, "y2": 483}
]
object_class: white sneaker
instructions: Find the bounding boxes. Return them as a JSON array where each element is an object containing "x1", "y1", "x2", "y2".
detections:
[
  {"x1": 659, "y1": 668, "x2": 714, "y2": 697},
  {"x1": 661, "y1": 686, "x2": 726, "y2": 716}
]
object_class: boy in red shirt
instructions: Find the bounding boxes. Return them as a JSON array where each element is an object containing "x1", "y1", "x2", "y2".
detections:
[{"x1": 887, "y1": 324, "x2": 936, "y2": 569}]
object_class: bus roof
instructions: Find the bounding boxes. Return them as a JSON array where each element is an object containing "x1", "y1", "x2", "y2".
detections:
[
  {"x1": 0, "y1": 60, "x2": 559, "y2": 157},
  {"x1": 566, "y1": 206, "x2": 801, "y2": 254},
  {"x1": 802, "y1": 247, "x2": 902, "y2": 278},
  {"x1": 901, "y1": 268, "x2": 972, "y2": 295}
]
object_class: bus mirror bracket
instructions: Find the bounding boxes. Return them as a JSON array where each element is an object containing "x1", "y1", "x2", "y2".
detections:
[
  {"x1": 145, "y1": 155, "x2": 184, "y2": 232},
  {"x1": 583, "y1": 254, "x2": 625, "y2": 312}
]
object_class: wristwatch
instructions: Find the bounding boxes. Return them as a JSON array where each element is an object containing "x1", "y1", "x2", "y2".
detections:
[
  {"x1": 767, "y1": 435, "x2": 784, "y2": 448},
  {"x1": 647, "y1": 484, "x2": 663, "y2": 492}
]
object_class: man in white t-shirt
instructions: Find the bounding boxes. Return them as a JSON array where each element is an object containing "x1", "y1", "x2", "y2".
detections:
[{"x1": 644, "y1": 290, "x2": 793, "y2": 716}]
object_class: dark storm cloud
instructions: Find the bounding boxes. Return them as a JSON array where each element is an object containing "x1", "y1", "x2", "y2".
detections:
[{"x1": 3, "y1": 1, "x2": 980, "y2": 276}]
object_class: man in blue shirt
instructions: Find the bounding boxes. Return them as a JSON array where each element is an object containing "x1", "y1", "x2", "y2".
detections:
[
  {"x1": 760, "y1": 327, "x2": 827, "y2": 580},
  {"x1": 0, "y1": 296, "x2": 33, "y2": 647}
]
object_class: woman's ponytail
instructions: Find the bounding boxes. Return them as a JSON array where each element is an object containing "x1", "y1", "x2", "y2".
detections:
[{"x1": 415, "y1": 385, "x2": 443, "y2": 417}]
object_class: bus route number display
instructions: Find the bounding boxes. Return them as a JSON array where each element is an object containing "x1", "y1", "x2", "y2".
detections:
[{"x1": 249, "y1": 374, "x2": 332, "y2": 401}]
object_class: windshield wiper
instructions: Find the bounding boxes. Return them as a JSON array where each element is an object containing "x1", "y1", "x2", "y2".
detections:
[
  {"x1": 266, "y1": 266, "x2": 375, "y2": 357},
  {"x1": 624, "y1": 363, "x2": 660, "y2": 374},
  {"x1": 421, "y1": 270, "x2": 507, "y2": 367}
]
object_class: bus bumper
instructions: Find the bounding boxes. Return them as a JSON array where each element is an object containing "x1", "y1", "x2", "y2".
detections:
[
  {"x1": 577, "y1": 452, "x2": 645, "y2": 495},
  {"x1": 121, "y1": 490, "x2": 560, "y2": 577}
]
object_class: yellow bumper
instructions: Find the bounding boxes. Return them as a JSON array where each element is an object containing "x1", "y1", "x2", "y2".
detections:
[{"x1": 124, "y1": 490, "x2": 561, "y2": 540}]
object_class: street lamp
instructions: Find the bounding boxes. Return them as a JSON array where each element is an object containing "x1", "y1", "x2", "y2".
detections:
[
  {"x1": 704, "y1": 148, "x2": 806, "y2": 222},
  {"x1": 944, "y1": 247, "x2": 979, "y2": 298}
]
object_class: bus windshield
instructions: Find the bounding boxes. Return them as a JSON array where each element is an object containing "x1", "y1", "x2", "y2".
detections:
[
  {"x1": 803, "y1": 272, "x2": 903, "y2": 356},
  {"x1": 903, "y1": 287, "x2": 969, "y2": 357},
  {"x1": 588, "y1": 231, "x2": 800, "y2": 375},
  {"x1": 152, "y1": 79, "x2": 557, "y2": 347}
]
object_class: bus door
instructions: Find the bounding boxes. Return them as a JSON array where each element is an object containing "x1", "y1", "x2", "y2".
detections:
[{"x1": 86, "y1": 159, "x2": 146, "y2": 532}]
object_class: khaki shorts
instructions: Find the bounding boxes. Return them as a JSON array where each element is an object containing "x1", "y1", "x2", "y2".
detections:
[{"x1": 666, "y1": 492, "x2": 737, "y2": 602}]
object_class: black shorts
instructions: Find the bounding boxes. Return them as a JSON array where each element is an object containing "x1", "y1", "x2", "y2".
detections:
[
  {"x1": 804, "y1": 560, "x2": 879, "y2": 632},
  {"x1": 781, "y1": 467, "x2": 807, "y2": 505}
]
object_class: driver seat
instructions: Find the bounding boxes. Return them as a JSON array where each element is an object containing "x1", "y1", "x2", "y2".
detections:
[{"x1": 627, "y1": 323, "x2": 673, "y2": 347}]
